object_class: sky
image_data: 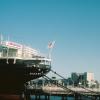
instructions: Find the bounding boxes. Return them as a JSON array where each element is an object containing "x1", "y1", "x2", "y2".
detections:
[{"x1": 0, "y1": 0, "x2": 100, "y2": 80}]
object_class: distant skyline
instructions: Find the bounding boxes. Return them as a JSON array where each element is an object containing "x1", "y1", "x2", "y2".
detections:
[{"x1": 0, "y1": 0, "x2": 100, "y2": 81}]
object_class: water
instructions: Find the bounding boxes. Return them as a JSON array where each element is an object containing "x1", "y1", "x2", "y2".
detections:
[
  {"x1": 30, "y1": 95, "x2": 94, "y2": 100},
  {"x1": 30, "y1": 95, "x2": 74, "y2": 100}
]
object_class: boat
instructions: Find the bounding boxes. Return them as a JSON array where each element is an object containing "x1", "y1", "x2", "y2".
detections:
[{"x1": 0, "y1": 36, "x2": 51, "y2": 94}]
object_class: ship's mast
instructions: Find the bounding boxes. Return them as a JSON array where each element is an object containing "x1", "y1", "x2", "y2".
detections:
[
  {"x1": 48, "y1": 41, "x2": 55, "y2": 59},
  {"x1": 0, "y1": 34, "x2": 3, "y2": 44}
]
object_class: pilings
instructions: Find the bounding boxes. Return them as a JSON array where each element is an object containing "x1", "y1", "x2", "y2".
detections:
[
  {"x1": 74, "y1": 93, "x2": 82, "y2": 100},
  {"x1": 33, "y1": 95, "x2": 50, "y2": 100},
  {"x1": 61, "y1": 95, "x2": 68, "y2": 100},
  {"x1": 23, "y1": 93, "x2": 100, "y2": 100},
  {"x1": 25, "y1": 85, "x2": 100, "y2": 100}
]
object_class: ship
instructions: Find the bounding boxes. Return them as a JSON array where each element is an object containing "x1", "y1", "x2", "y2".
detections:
[{"x1": 0, "y1": 36, "x2": 51, "y2": 95}]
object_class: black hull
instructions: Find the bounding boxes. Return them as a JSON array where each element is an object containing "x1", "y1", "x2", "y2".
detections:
[{"x1": 0, "y1": 59, "x2": 51, "y2": 94}]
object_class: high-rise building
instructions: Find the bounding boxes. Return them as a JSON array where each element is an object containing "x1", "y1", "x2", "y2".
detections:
[
  {"x1": 84, "y1": 72, "x2": 94, "y2": 82},
  {"x1": 71, "y1": 72, "x2": 83, "y2": 85},
  {"x1": 71, "y1": 72, "x2": 94, "y2": 86}
]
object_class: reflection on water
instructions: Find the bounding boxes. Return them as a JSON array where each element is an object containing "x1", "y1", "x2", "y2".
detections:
[
  {"x1": 0, "y1": 95, "x2": 20, "y2": 100},
  {"x1": 0, "y1": 95, "x2": 97, "y2": 100}
]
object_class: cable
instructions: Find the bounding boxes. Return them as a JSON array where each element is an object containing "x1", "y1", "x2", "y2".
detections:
[
  {"x1": 44, "y1": 75, "x2": 75, "y2": 94},
  {"x1": 50, "y1": 69, "x2": 100, "y2": 95},
  {"x1": 50, "y1": 69, "x2": 67, "y2": 80}
]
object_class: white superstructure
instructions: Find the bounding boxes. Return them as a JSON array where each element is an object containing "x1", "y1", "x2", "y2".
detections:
[{"x1": 0, "y1": 41, "x2": 39, "y2": 58}]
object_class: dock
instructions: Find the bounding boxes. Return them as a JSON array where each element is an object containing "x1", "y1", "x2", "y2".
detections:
[
  {"x1": 25, "y1": 83, "x2": 100, "y2": 100},
  {"x1": 23, "y1": 70, "x2": 100, "y2": 100}
]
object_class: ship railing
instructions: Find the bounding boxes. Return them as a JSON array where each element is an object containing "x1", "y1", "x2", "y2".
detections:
[
  {"x1": 0, "y1": 53, "x2": 51, "y2": 64},
  {"x1": 0, "y1": 56, "x2": 23, "y2": 60},
  {"x1": 0, "y1": 52, "x2": 22, "y2": 59},
  {"x1": 23, "y1": 57, "x2": 51, "y2": 61}
]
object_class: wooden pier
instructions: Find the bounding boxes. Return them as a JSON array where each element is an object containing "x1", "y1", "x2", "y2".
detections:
[{"x1": 25, "y1": 84, "x2": 100, "y2": 100}]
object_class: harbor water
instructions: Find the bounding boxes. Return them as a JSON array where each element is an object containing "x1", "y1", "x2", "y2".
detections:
[
  {"x1": 31, "y1": 95, "x2": 74, "y2": 100},
  {"x1": 30, "y1": 95, "x2": 93, "y2": 100}
]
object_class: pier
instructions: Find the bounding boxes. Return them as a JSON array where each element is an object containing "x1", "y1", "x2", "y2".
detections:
[
  {"x1": 0, "y1": 70, "x2": 99, "y2": 100},
  {"x1": 24, "y1": 80, "x2": 100, "y2": 100},
  {"x1": 22, "y1": 69, "x2": 100, "y2": 100}
]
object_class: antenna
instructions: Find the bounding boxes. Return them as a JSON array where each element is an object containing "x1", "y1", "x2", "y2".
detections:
[
  {"x1": 48, "y1": 41, "x2": 55, "y2": 59},
  {"x1": 7, "y1": 35, "x2": 9, "y2": 42},
  {"x1": 0, "y1": 34, "x2": 3, "y2": 44}
]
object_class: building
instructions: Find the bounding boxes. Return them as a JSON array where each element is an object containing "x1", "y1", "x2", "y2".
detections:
[
  {"x1": 71, "y1": 72, "x2": 94, "y2": 87},
  {"x1": 84, "y1": 72, "x2": 94, "y2": 82},
  {"x1": 71, "y1": 72, "x2": 84, "y2": 86},
  {"x1": 84, "y1": 72, "x2": 94, "y2": 87}
]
